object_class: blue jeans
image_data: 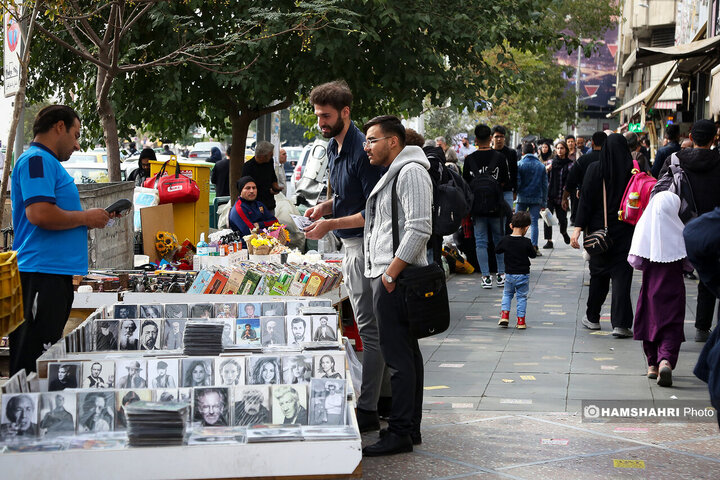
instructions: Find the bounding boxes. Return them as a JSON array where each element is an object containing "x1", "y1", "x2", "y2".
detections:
[
  {"x1": 515, "y1": 203, "x2": 541, "y2": 247},
  {"x1": 501, "y1": 273, "x2": 530, "y2": 317},
  {"x1": 473, "y1": 216, "x2": 505, "y2": 276}
]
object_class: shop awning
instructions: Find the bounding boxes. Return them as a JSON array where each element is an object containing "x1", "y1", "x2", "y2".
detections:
[
  {"x1": 628, "y1": 34, "x2": 720, "y2": 73},
  {"x1": 609, "y1": 63, "x2": 678, "y2": 117}
]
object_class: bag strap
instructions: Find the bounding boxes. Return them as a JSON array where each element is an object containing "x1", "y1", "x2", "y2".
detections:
[
  {"x1": 631, "y1": 158, "x2": 640, "y2": 173},
  {"x1": 602, "y1": 180, "x2": 608, "y2": 229},
  {"x1": 170, "y1": 155, "x2": 181, "y2": 178},
  {"x1": 391, "y1": 175, "x2": 400, "y2": 255}
]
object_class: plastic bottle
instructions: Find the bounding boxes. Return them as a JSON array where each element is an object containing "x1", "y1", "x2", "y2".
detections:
[{"x1": 197, "y1": 233, "x2": 209, "y2": 256}]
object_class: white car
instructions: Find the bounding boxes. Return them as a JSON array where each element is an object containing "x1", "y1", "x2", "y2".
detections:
[
  {"x1": 292, "y1": 138, "x2": 329, "y2": 206},
  {"x1": 189, "y1": 141, "x2": 224, "y2": 161}
]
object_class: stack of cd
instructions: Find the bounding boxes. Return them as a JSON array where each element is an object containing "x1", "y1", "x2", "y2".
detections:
[
  {"x1": 183, "y1": 321, "x2": 225, "y2": 356},
  {"x1": 125, "y1": 401, "x2": 189, "y2": 447}
]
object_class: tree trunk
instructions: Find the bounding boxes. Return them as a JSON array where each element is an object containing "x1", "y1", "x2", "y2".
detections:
[
  {"x1": 228, "y1": 111, "x2": 253, "y2": 203},
  {"x1": 96, "y1": 64, "x2": 121, "y2": 182}
]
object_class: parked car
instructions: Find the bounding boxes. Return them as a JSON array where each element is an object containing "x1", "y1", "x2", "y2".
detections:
[
  {"x1": 189, "y1": 141, "x2": 224, "y2": 162},
  {"x1": 293, "y1": 138, "x2": 329, "y2": 206},
  {"x1": 67, "y1": 151, "x2": 106, "y2": 164},
  {"x1": 62, "y1": 162, "x2": 128, "y2": 184}
]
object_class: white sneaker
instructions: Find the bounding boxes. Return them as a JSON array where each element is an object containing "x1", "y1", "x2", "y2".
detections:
[
  {"x1": 581, "y1": 316, "x2": 601, "y2": 330},
  {"x1": 496, "y1": 273, "x2": 505, "y2": 287},
  {"x1": 481, "y1": 276, "x2": 493, "y2": 289}
]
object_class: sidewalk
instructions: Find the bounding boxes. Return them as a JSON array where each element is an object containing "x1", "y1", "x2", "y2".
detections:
[{"x1": 361, "y1": 239, "x2": 719, "y2": 479}]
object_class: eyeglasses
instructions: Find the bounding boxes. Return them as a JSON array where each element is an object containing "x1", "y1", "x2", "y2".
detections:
[{"x1": 362, "y1": 136, "x2": 391, "y2": 148}]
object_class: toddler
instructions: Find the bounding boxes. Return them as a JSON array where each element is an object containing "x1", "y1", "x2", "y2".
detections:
[{"x1": 495, "y1": 211, "x2": 537, "y2": 329}]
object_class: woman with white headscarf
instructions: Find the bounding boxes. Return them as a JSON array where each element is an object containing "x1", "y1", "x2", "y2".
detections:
[{"x1": 628, "y1": 191, "x2": 693, "y2": 387}]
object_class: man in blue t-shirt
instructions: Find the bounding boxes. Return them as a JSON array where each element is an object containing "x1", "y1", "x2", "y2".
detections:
[{"x1": 10, "y1": 105, "x2": 112, "y2": 374}]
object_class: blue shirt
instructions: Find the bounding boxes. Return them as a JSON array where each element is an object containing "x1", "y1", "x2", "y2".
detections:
[
  {"x1": 11, "y1": 142, "x2": 88, "y2": 275},
  {"x1": 651, "y1": 141, "x2": 680, "y2": 178},
  {"x1": 327, "y1": 122, "x2": 383, "y2": 238}
]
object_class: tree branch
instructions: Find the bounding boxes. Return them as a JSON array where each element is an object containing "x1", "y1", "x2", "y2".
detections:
[
  {"x1": 119, "y1": 2, "x2": 154, "y2": 40},
  {"x1": 33, "y1": 23, "x2": 109, "y2": 70},
  {"x1": 60, "y1": 17, "x2": 92, "y2": 58},
  {"x1": 68, "y1": 0, "x2": 104, "y2": 47}
]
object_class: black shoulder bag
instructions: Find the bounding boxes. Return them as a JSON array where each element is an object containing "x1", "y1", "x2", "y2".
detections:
[
  {"x1": 391, "y1": 175, "x2": 450, "y2": 339},
  {"x1": 583, "y1": 180, "x2": 613, "y2": 255}
]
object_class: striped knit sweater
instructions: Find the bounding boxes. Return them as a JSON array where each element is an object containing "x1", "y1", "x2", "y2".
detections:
[{"x1": 363, "y1": 145, "x2": 432, "y2": 278}]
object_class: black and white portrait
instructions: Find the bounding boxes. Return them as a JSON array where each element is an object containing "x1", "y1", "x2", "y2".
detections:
[
  {"x1": 77, "y1": 391, "x2": 115, "y2": 433},
  {"x1": 239, "y1": 302, "x2": 260, "y2": 319},
  {"x1": 232, "y1": 386, "x2": 270, "y2": 426},
  {"x1": 115, "y1": 389, "x2": 152, "y2": 430},
  {"x1": 113, "y1": 304, "x2": 138, "y2": 319},
  {"x1": 115, "y1": 359, "x2": 148, "y2": 388},
  {"x1": 285, "y1": 300, "x2": 309, "y2": 316},
  {"x1": 139, "y1": 319, "x2": 162, "y2": 350},
  {"x1": 118, "y1": 319, "x2": 140, "y2": 350},
  {"x1": 312, "y1": 315, "x2": 338, "y2": 342},
  {"x1": 1, "y1": 393, "x2": 39, "y2": 440},
  {"x1": 283, "y1": 355, "x2": 313, "y2": 384},
  {"x1": 139, "y1": 304, "x2": 164, "y2": 318},
  {"x1": 247, "y1": 356, "x2": 282, "y2": 385},
  {"x1": 48, "y1": 362, "x2": 80, "y2": 391},
  {"x1": 38, "y1": 392, "x2": 76, "y2": 437},
  {"x1": 154, "y1": 389, "x2": 178, "y2": 403},
  {"x1": 164, "y1": 303, "x2": 189, "y2": 319},
  {"x1": 81, "y1": 360, "x2": 114, "y2": 389},
  {"x1": 286, "y1": 316, "x2": 312, "y2": 345},
  {"x1": 218, "y1": 318, "x2": 235, "y2": 347},
  {"x1": 181, "y1": 358, "x2": 213, "y2": 387},
  {"x1": 193, "y1": 387, "x2": 229, "y2": 427},
  {"x1": 314, "y1": 353, "x2": 345, "y2": 379},
  {"x1": 148, "y1": 359, "x2": 178, "y2": 388},
  {"x1": 162, "y1": 318, "x2": 186, "y2": 349},
  {"x1": 214, "y1": 303, "x2": 238, "y2": 319},
  {"x1": 215, "y1": 357, "x2": 244, "y2": 386},
  {"x1": 261, "y1": 302, "x2": 286, "y2": 316},
  {"x1": 260, "y1": 316, "x2": 286, "y2": 346},
  {"x1": 236, "y1": 318, "x2": 260, "y2": 346},
  {"x1": 309, "y1": 378, "x2": 346, "y2": 426},
  {"x1": 190, "y1": 303, "x2": 214, "y2": 319},
  {"x1": 94, "y1": 320, "x2": 118, "y2": 350},
  {"x1": 308, "y1": 299, "x2": 331, "y2": 308},
  {"x1": 271, "y1": 385, "x2": 307, "y2": 425}
]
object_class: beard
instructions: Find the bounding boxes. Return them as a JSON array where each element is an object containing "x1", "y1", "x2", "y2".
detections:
[{"x1": 321, "y1": 116, "x2": 344, "y2": 139}]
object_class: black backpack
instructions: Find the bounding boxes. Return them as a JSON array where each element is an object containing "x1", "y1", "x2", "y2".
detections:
[
  {"x1": 470, "y1": 174, "x2": 504, "y2": 216},
  {"x1": 422, "y1": 146, "x2": 474, "y2": 236},
  {"x1": 651, "y1": 153, "x2": 698, "y2": 224}
]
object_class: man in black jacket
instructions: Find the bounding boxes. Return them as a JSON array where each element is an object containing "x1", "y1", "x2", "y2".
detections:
[
  {"x1": 562, "y1": 131, "x2": 606, "y2": 212},
  {"x1": 651, "y1": 124, "x2": 681, "y2": 178},
  {"x1": 659, "y1": 120, "x2": 720, "y2": 342}
]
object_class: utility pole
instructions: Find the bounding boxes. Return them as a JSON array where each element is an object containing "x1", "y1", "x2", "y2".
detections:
[{"x1": 574, "y1": 46, "x2": 581, "y2": 138}]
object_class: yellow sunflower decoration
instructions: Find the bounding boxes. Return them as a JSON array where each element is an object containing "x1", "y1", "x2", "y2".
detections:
[{"x1": 155, "y1": 231, "x2": 178, "y2": 257}]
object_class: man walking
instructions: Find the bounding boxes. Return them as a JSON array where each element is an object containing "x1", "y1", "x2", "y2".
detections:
[
  {"x1": 492, "y1": 126, "x2": 518, "y2": 210},
  {"x1": 10, "y1": 105, "x2": 111, "y2": 375},
  {"x1": 435, "y1": 136, "x2": 458, "y2": 164},
  {"x1": 303, "y1": 81, "x2": 385, "y2": 432},
  {"x1": 562, "y1": 131, "x2": 606, "y2": 214},
  {"x1": 463, "y1": 124, "x2": 509, "y2": 289},
  {"x1": 651, "y1": 124, "x2": 681, "y2": 178},
  {"x1": 515, "y1": 142, "x2": 548, "y2": 254}
]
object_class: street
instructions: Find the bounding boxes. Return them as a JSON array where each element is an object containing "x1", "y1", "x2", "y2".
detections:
[{"x1": 362, "y1": 238, "x2": 719, "y2": 479}]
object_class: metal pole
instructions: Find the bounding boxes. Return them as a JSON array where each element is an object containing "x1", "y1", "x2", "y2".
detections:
[{"x1": 575, "y1": 46, "x2": 581, "y2": 138}]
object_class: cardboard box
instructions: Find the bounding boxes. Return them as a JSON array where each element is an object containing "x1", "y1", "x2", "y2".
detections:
[{"x1": 140, "y1": 204, "x2": 175, "y2": 263}]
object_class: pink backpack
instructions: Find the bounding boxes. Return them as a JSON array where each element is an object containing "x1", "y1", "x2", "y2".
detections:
[{"x1": 618, "y1": 159, "x2": 657, "y2": 225}]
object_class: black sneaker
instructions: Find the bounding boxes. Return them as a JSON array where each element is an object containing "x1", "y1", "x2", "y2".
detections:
[
  {"x1": 362, "y1": 431, "x2": 413, "y2": 456},
  {"x1": 543, "y1": 240, "x2": 553, "y2": 249},
  {"x1": 380, "y1": 427, "x2": 422, "y2": 445},
  {"x1": 562, "y1": 232, "x2": 571, "y2": 244},
  {"x1": 695, "y1": 329, "x2": 711, "y2": 342},
  {"x1": 534, "y1": 246, "x2": 543, "y2": 257}
]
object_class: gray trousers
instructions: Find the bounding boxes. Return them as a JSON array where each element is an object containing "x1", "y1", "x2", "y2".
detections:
[{"x1": 342, "y1": 237, "x2": 386, "y2": 411}]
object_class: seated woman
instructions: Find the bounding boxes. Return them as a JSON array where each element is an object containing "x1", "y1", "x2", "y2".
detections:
[
  {"x1": 229, "y1": 176, "x2": 278, "y2": 244},
  {"x1": 127, "y1": 148, "x2": 156, "y2": 186}
]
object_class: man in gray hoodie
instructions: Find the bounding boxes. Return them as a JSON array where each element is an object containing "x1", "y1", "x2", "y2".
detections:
[{"x1": 362, "y1": 115, "x2": 432, "y2": 456}]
